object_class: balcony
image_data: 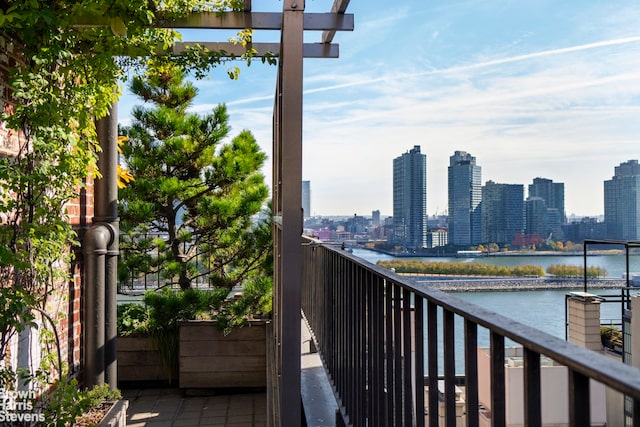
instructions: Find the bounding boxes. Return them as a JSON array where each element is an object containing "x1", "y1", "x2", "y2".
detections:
[{"x1": 297, "y1": 239, "x2": 640, "y2": 426}]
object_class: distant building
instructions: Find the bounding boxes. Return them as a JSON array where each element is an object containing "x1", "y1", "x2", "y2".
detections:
[
  {"x1": 562, "y1": 217, "x2": 607, "y2": 243},
  {"x1": 427, "y1": 214, "x2": 448, "y2": 230},
  {"x1": 393, "y1": 146, "x2": 427, "y2": 248},
  {"x1": 302, "y1": 180, "x2": 311, "y2": 218},
  {"x1": 481, "y1": 181, "x2": 524, "y2": 245},
  {"x1": 371, "y1": 210, "x2": 381, "y2": 227},
  {"x1": 448, "y1": 151, "x2": 482, "y2": 246},
  {"x1": 526, "y1": 177, "x2": 565, "y2": 240},
  {"x1": 525, "y1": 197, "x2": 547, "y2": 238},
  {"x1": 427, "y1": 229, "x2": 448, "y2": 248},
  {"x1": 528, "y1": 177, "x2": 566, "y2": 223},
  {"x1": 345, "y1": 214, "x2": 366, "y2": 234},
  {"x1": 604, "y1": 160, "x2": 640, "y2": 240}
]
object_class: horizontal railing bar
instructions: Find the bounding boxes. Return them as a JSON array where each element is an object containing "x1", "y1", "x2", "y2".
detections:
[{"x1": 317, "y1": 241, "x2": 640, "y2": 400}]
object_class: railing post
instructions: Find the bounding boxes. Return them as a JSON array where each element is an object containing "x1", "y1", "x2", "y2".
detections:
[
  {"x1": 403, "y1": 288, "x2": 414, "y2": 425},
  {"x1": 415, "y1": 297, "x2": 425, "y2": 427},
  {"x1": 465, "y1": 319, "x2": 479, "y2": 427},
  {"x1": 490, "y1": 332, "x2": 506, "y2": 427},
  {"x1": 373, "y1": 275, "x2": 385, "y2": 425},
  {"x1": 393, "y1": 284, "x2": 403, "y2": 426},
  {"x1": 359, "y1": 268, "x2": 367, "y2": 426},
  {"x1": 385, "y1": 281, "x2": 395, "y2": 426},
  {"x1": 523, "y1": 348, "x2": 541, "y2": 427},
  {"x1": 569, "y1": 369, "x2": 590, "y2": 427},
  {"x1": 427, "y1": 301, "x2": 439, "y2": 427},
  {"x1": 443, "y1": 308, "x2": 456, "y2": 427}
]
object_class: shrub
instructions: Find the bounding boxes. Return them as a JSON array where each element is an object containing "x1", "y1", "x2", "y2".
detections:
[{"x1": 117, "y1": 279, "x2": 273, "y2": 379}]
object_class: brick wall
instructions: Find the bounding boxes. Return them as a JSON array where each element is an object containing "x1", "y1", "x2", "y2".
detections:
[{"x1": 67, "y1": 179, "x2": 94, "y2": 376}]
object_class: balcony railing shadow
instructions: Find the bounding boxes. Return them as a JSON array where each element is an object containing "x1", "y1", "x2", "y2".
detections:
[{"x1": 301, "y1": 238, "x2": 640, "y2": 426}]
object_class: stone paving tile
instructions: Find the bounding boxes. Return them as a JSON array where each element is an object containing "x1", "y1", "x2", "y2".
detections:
[{"x1": 123, "y1": 388, "x2": 266, "y2": 426}]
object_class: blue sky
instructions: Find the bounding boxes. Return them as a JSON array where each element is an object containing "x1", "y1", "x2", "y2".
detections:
[{"x1": 117, "y1": 0, "x2": 640, "y2": 218}]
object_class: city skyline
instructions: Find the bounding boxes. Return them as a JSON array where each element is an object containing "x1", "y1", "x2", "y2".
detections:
[{"x1": 117, "y1": 0, "x2": 640, "y2": 217}]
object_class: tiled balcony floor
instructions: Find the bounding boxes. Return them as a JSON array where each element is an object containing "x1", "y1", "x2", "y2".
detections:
[{"x1": 122, "y1": 388, "x2": 267, "y2": 426}]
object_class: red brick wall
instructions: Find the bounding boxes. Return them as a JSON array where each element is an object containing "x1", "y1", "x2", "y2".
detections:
[{"x1": 67, "y1": 176, "x2": 94, "y2": 375}]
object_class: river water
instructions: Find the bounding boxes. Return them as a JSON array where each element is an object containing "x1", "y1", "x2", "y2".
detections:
[{"x1": 351, "y1": 248, "x2": 640, "y2": 373}]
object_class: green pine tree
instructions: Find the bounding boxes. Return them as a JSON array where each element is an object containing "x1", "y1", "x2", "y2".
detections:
[{"x1": 119, "y1": 63, "x2": 270, "y2": 290}]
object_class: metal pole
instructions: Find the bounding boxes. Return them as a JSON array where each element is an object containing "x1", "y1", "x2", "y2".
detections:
[
  {"x1": 276, "y1": 1, "x2": 304, "y2": 424},
  {"x1": 583, "y1": 240, "x2": 587, "y2": 293},
  {"x1": 94, "y1": 103, "x2": 119, "y2": 389},
  {"x1": 83, "y1": 226, "x2": 108, "y2": 388}
]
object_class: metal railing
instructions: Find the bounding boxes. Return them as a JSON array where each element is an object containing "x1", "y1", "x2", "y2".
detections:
[{"x1": 301, "y1": 239, "x2": 640, "y2": 427}]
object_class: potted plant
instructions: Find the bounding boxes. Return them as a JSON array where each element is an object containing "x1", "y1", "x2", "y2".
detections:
[
  {"x1": 178, "y1": 276, "x2": 272, "y2": 389},
  {"x1": 117, "y1": 303, "x2": 171, "y2": 385},
  {"x1": 116, "y1": 277, "x2": 272, "y2": 388},
  {"x1": 601, "y1": 325, "x2": 623, "y2": 353},
  {"x1": 40, "y1": 380, "x2": 126, "y2": 426}
]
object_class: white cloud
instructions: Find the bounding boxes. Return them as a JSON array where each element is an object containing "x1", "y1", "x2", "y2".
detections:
[{"x1": 117, "y1": 0, "x2": 640, "y2": 218}]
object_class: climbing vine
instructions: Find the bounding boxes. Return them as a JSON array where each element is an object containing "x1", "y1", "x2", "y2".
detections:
[{"x1": 0, "y1": 0, "x2": 264, "y2": 412}]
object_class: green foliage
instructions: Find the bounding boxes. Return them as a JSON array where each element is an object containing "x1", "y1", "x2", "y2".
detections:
[
  {"x1": 117, "y1": 279, "x2": 272, "y2": 377},
  {"x1": 119, "y1": 64, "x2": 271, "y2": 290},
  {"x1": 546, "y1": 264, "x2": 607, "y2": 278},
  {"x1": 139, "y1": 288, "x2": 228, "y2": 381},
  {"x1": 377, "y1": 260, "x2": 545, "y2": 277},
  {"x1": 601, "y1": 325, "x2": 622, "y2": 350},
  {"x1": 215, "y1": 276, "x2": 273, "y2": 334},
  {"x1": 0, "y1": 0, "x2": 274, "y2": 411},
  {"x1": 40, "y1": 380, "x2": 121, "y2": 426},
  {"x1": 0, "y1": 287, "x2": 37, "y2": 364},
  {"x1": 116, "y1": 303, "x2": 150, "y2": 336}
]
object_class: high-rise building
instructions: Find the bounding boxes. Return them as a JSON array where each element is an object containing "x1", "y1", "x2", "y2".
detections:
[
  {"x1": 393, "y1": 146, "x2": 427, "y2": 248},
  {"x1": 372, "y1": 210, "x2": 381, "y2": 227},
  {"x1": 525, "y1": 177, "x2": 565, "y2": 240},
  {"x1": 481, "y1": 181, "x2": 525, "y2": 245},
  {"x1": 528, "y1": 177, "x2": 566, "y2": 224},
  {"x1": 525, "y1": 197, "x2": 547, "y2": 238},
  {"x1": 448, "y1": 151, "x2": 482, "y2": 246},
  {"x1": 604, "y1": 160, "x2": 640, "y2": 240},
  {"x1": 302, "y1": 180, "x2": 311, "y2": 219}
]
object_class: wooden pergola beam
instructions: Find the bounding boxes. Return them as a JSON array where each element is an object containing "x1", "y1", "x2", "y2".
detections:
[
  {"x1": 72, "y1": 11, "x2": 353, "y2": 32},
  {"x1": 172, "y1": 42, "x2": 339, "y2": 58},
  {"x1": 323, "y1": 0, "x2": 352, "y2": 43}
]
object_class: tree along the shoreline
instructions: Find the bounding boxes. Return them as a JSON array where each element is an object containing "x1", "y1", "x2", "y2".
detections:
[
  {"x1": 377, "y1": 260, "x2": 545, "y2": 277},
  {"x1": 118, "y1": 64, "x2": 270, "y2": 290},
  {"x1": 377, "y1": 260, "x2": 608, "y2": 278},
  {"x1": 546, "y1": 264, "x2": 607, "y2": 278}
]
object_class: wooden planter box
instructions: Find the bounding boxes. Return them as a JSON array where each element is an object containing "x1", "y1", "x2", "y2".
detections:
[
  {"x1": 178, "y1": 320, "x2": 267, "y2": 389},
  {"x1": 117, "y1": 336, "x2": 170, "y2": 384},
  {"x1": 98, "y1": 400, "x2": 129, "y2": 427}
]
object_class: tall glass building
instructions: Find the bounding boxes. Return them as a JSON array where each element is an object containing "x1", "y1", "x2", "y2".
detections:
[
  {"x1": 481, "y1": 181, "x2": 525, "y2": 245},
  {"x1": 448, "y1": 151, "x2": 482, "y2": 246},
  {"x1": 526, "y1": 177, "x2": 565, "y2": 240},
  {"x1": 604, "y1": 160, "x2": 640, "y2": 240},
  {"x1": 393, "y1": 146, "x2": 427, "y2": 249}
]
